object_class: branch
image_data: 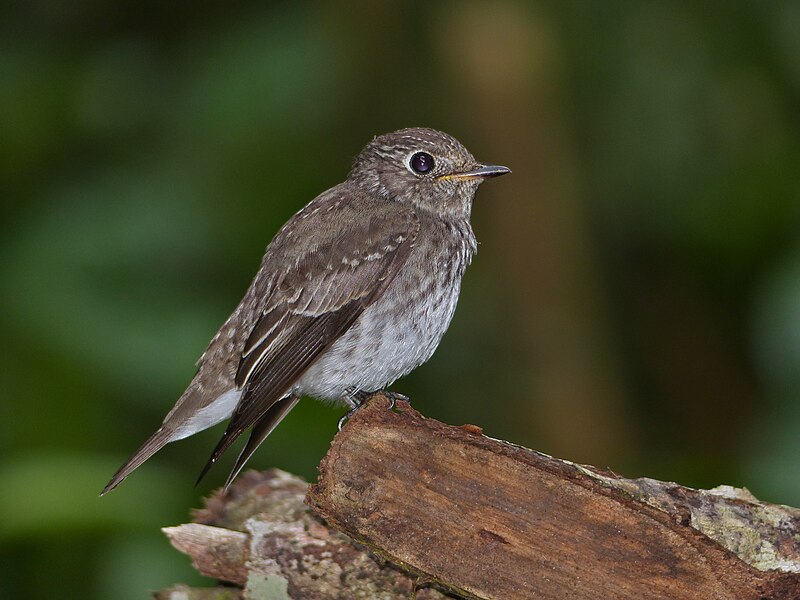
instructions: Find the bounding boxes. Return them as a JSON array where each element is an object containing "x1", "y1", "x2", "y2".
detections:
[{"x1": 159, "y1": 393, "x2": 800, "y2": 599}]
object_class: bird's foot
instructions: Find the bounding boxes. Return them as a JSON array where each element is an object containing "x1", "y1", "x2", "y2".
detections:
[
  {"x1": 380, "y1": 390, "x2": 410, "y2": 411},
  {"x1": 337, "y1": 389, "x2": 409, "y2": 430}
]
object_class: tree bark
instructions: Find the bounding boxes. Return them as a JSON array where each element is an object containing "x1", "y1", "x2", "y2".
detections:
[{"x1": 159, "y1": 393, "x2": 800, "y2": 600}]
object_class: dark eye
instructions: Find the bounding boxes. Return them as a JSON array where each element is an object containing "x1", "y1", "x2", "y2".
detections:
[{"x1": 409, "y1": 151, "x2": 434, "y2": 174}]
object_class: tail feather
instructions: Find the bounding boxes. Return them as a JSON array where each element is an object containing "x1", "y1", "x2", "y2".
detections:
[
  {"x1": 224, "y1": 395, "x2": 300, "y2": 489},
  {"x1": 195, "y1": 394, "x2": 300, "y2": 488},
  {"x1": 101, "y1": 427, "x2": 174, "y2": 496}
]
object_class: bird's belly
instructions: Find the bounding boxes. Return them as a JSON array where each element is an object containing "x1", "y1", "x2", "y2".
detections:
[{"x1": 293, "y1": 273, "x2": 462, "y2": 402}]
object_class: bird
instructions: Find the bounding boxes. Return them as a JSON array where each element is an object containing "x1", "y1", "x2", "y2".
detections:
[{"x1": 101, "y1": 127, "x2": 510, "y2": 495}]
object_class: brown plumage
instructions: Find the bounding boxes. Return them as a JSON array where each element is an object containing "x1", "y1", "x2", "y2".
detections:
[{"x1": 102, "y1": 127, "x2": 509, "y2": 494}]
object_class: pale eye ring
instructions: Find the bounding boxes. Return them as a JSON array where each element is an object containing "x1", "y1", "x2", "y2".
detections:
[{"x1": 409, "y1": 151, "x2": 435, "y2": 174}]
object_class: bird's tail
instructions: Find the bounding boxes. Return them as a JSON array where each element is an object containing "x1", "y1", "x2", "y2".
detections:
[
  {"x1": 194, "y1": 394, "x2": 301, "y2": 489},
  {"x1": 100, "y1": 427, "x2": 173, "y2": 495},
  {"x1": 223, "y1": 394, "x2": 300, "y2": 489}
]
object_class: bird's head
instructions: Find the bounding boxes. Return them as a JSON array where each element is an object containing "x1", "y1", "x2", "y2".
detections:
[{"x1": 349, "y1": 127, "x2": 510, "y2": 219}]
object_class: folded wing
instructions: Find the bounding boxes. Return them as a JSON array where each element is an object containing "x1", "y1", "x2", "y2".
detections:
[{"x1": 198, "y1": 197, "x2": 420, "y2": 483}]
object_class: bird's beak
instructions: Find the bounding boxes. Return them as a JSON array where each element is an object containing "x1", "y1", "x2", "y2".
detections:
[{"x1": 439, "y1": 164, "x2": 512, "y2": 181}]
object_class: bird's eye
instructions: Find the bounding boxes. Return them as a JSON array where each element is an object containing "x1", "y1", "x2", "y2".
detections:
[{"x1": 409, "y1": 151, "x2": 435, "y2": 174}]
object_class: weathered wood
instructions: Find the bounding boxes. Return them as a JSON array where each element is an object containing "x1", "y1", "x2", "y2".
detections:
[
  {"x1": 162, "y1": 469, "x2": 450, "y2": 599},
  {"x1": 159, "y1": 393, "x2": 800, "y2": 599},
  {"x1": 306, "y1": 394, "x2": 800, "y2": 600}
]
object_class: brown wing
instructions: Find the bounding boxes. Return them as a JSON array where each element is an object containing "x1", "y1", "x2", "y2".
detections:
[{"x1": 197, "y1": 197, "x2": 419, "y2": 482}]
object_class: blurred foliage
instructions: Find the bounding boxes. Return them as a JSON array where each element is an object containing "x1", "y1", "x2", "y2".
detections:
[{"x1": 1, "y1": 1, "x2": 799, "y2": 598}]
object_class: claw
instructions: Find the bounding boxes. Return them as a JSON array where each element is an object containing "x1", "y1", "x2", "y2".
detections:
[{"x1": 337, "y1": 411, "x2": 351, "y2": 431}]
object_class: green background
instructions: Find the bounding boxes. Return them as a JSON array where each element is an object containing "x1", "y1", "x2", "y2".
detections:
[{"x1": 2, "y1": 1, "x2": 799, "y2": 598}]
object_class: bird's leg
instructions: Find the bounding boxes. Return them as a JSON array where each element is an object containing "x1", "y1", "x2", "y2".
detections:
[
  {"x1": 342, "y1": 388, "x2": 372, "y2": 409},
  {"x1": 338, "y1": 388, "x2": 371, "y2": 430}
]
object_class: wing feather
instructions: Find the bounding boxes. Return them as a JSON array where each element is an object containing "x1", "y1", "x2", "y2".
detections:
[{"x1": 197, "y1": 197, "x2": 419, "y2": 480}]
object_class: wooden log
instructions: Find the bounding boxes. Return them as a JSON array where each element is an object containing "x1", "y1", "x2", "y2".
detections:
[
  {"x1": 161, "y1": 393, "x2": 800, "y2": 599},
  {"x1": 306, "y1": 393, "x2": 800, "y2": 600}
]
